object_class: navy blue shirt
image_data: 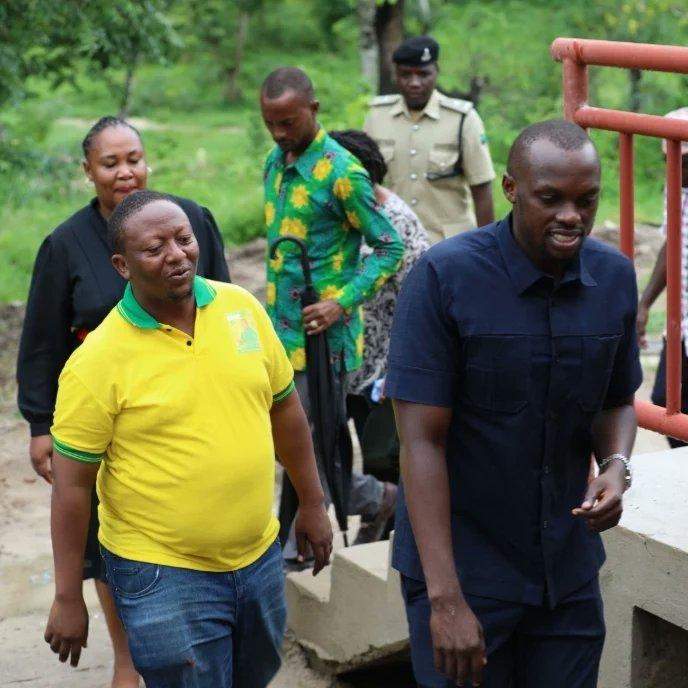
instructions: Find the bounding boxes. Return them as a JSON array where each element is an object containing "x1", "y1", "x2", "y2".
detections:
[{"x1": 386, "y1": 216, "x2": 642, "y2": 608}]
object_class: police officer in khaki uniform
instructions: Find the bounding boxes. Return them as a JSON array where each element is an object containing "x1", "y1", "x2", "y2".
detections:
[{"x1": 364, "y1": 36, "x2": 495, "y2": 244}]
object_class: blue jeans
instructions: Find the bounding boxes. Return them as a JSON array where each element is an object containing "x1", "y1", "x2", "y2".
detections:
[{"x1": 101, "y1": 541, "x2": 286, "y2": 688}]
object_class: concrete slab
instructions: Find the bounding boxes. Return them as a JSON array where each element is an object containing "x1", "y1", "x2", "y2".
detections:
[
  {"x1": 599, "y1": 445, "x2": 688, "y2": 688},
  {"x1": 286, "y1": 539, "x2": 409, "y2": 673}
]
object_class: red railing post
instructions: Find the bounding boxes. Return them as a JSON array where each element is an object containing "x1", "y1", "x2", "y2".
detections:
[
  {"x1": 562, "y1": 54, "x2": 588, "y2": 121},
  {"x1": 550, "y1": 37, "x2": 688, "y2": 442},
  {"x1": 619, "y1": 133, "x2": 635, "y2": 260},
  {"x1": 665, "y1": 138, "x2": 683, "y2": 415}
]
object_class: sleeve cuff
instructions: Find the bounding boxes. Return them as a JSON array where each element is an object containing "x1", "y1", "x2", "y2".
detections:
[
  {"x1": 337, "y1": 288, "x2": 358, "y2": 312},
  {"x1": 272, "y1": 379, "x2": 295, "y2": 403},
  {"x1": 30, "y1": 421, "x2": 53, "y2": 437},
  {"x1": 52, "y1": 437, "x2": 104, "y2": 464},
  {"x1": 385, "y1": 365, "x2": 456, "y2": 407}
]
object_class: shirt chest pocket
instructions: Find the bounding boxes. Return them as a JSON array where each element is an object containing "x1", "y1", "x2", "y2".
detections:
[
  {"x1": 462, "y1": 337, "x2": 531, "y2": 413},
  {"x1": 375, "y1": 140, "x2": 395, "y2": 165},
  {"x1": 428, "y1": 145, "x2": 459, "y2": 178},
  {"x1": 578, "y1": 335, "x2": 622, "y2": 412}
]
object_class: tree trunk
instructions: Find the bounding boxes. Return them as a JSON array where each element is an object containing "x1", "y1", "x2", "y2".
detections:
[
  {"x1": 629, "y1": 68, "x2": 642, "y2": 113},
  {"x1": 417, "y1": 0, "x2": 432, "y2": 33},
  {"x1": 375, "y1": 0, "x2": 405, "y2": 95},
  {"x1": 118, "y1": 57, "x2": 138, "y2": 118},
  {"x1": 358, "y1": 0, "x2": 379, "y2": 92},
  {"x1": 226, "y1": 11, "x2": 250, "y2": 102}
]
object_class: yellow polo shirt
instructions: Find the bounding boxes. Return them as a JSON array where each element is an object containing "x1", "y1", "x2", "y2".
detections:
[{"x1": 51, "y1": 277, "x2": 294, "y2": 572}]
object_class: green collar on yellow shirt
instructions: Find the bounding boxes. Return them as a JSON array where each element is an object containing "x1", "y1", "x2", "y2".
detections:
[{"x1": 117, "y1": 275, "x2": 217, "y2": 329}]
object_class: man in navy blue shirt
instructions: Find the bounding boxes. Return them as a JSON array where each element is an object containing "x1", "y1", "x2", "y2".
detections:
[{"x1": 386, "y1": 120, "x2": 641, "y2": 687}]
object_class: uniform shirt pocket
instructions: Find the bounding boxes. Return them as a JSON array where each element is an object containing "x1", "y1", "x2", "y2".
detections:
[
  {"x1": 376, "y1": 140, "x2": 395, "y2": 165},
  {"x1": 428, "y1": 145, "x2": 459, "y2": 178},
  {"x1": 462, "y1": 336, "x2": 531, "y2": 413}
]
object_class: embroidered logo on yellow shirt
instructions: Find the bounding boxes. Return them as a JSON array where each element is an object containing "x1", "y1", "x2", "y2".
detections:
[{"x1": 226, "y1": 310, "x2": 261, "y2": 353}]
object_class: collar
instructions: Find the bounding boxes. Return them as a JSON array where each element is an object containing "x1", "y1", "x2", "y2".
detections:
[
  {"x1": 272, "y1": 127, "x2": 327, "y2": 180},
  {"x1": 496, "y1": 215, "x2": 596, "y2": 295},
  {"x1": 116, "y1": 275, "x2": 217, "y2": 329},
  {"x1": 293, "y1": 126, "x2": 327, "y2": 179},
  {"x1": 390, "y1": 89, "x2": 441, "y2": 120}
]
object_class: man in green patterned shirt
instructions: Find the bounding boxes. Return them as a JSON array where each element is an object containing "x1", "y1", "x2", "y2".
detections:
[{"x1": 260, "y1": 67, "x2": 404, "y2": 561}]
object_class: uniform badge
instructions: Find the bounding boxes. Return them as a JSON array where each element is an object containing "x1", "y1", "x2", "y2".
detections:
[
  {"x1": 227, "y1": 310, "x2": 261, "y2": 353},
  {"x1": 421, "y1": 47, "x2": 432, "y2": 62}
]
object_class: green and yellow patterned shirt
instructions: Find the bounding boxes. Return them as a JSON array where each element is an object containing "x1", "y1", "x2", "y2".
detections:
[{"x1": 264, "y1": 127, "x2": 404, "y2": 372}]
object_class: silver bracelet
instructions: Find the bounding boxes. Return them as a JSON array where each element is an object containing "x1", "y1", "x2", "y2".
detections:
[{"x1": 598, "y1": 453, "x2": 632, "y2": 489}]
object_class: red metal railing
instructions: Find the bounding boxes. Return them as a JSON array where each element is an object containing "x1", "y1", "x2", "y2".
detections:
[{"x1": 550, "y1": 38, "x2": 688, "y2": 441}]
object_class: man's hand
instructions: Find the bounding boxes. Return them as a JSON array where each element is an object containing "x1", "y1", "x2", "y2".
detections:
[
  {"x1": 30, "y1": 434, "x2": 53, "y2": 484},
  {"x1": 572, "y1": 461, "x2": 626, "y2": 532},
  {"x1": 302, "y1": 300, "x2": 344, "y2": 336},
  {"x1": 636, "y1": 302, "x2": 650, "y2": 350},
  {"x1": 44, "y1": 596, "x2": 89, "y2": 667},
  {"x1": 294, "y1": 501, "x2": 333, "y2": 576},
  {"x1": 430, "y1": 594, "x2": 486, "y2": 686}
]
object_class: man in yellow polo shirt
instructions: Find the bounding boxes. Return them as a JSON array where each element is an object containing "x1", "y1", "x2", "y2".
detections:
[{"x1": 43, "y1": 190, "x2": 332, "y2": 688}]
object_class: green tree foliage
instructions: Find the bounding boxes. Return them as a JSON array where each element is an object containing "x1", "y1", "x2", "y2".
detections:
[
  {"x1": 0, "y1": 1, "x2": 83, "y2": 108},
  {"x1": 183, "y1": 0, "x2": 263, "y2": 102},
  {"x1": 81, "y1": 0, "x2": 181, "y2": 116},
  {"x1": 0, "y1": 1, "x2": 179, "y2": 112}
]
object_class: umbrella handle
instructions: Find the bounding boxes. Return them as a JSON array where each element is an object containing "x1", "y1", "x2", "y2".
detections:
[{"x1": 269, "y1": 235, "x2": 313, "y2": 287}]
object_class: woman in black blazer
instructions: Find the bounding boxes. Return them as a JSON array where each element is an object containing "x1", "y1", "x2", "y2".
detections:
[{"x1": 17, "y1": 116, "x2": 230, "y2": 687}]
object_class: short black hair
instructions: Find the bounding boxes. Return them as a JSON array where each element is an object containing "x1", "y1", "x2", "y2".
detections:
[
  {"x1": 261, "y1": 67, "x2": 314, "y2": 100},
  {"x1": 108, "y1": 190, "x2": 182, "y2": 254},
  {"x1": 82, "y1": 116, "x2": 142, "y2": 157},
  {"x1": 329, "y1": 129, "x2": 387, "y2": 185},
  {"x1": 507, "y1": 119, "x2": 596, "y2": 176}
]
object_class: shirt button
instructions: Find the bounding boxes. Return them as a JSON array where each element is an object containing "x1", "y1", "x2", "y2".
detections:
[
  {"x1": 412, "y1": 124, "x2": 419, "y2": 131},
  {"x1": 186, "y1": 340, "x2": 192, "y2": 346},
  {"x1": 410, "y1": 148, "x2": 417, "y2": 156},
  {"x1": 543, "y1": 465, "x2": 550, "y2": 475},
  {"x1": 410, "y1": 173, "x2": 418, "y2": 180},
  {"x1": 411, "y1": 198, "x2": 418, "y2": 205},
  {"x1": 543, "y1": 520, "x2": 549, "y2": 529}
]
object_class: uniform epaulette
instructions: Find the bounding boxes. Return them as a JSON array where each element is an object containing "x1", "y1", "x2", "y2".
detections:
[
  {"x1": 437, "y1": 94, "x2": 473, "y2": 115},
  {"x1": 370, "y1": 93, "x2": 402, "y2": 107}
]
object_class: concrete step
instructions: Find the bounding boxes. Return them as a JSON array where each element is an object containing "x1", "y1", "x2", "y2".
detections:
[{"x1": 285, "y1": 538, "x2": 409, "y2": 673}]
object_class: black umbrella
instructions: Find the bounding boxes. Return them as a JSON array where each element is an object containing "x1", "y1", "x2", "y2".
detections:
[{"x1": 270, "y1": 235, "x2": 351, "y2": 547}]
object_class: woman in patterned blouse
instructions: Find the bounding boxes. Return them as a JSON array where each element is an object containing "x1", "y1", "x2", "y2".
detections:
[{"x1": 330, "y1": 130, "x2": 430, "y2": 538}]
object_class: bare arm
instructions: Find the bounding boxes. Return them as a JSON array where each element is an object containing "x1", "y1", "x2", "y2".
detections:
[
  {"x1": 470, "y1": 181, "x2": 494, "y2": 227},
  {"x1": 394, "y1": 399, "x2": 485, "y2": 686},
  {"x1": 573, "y1": 396, "x2": 637, "y2": 532},
  {"x1": 271, "y1": 390, "x2": 332, "y2": 574},
  {"x1": 44, "y1": 451, "x2": 99, "y2": 667},
  {"x1": 637, "y1": 241, "x2": 667, "y2": 349}
]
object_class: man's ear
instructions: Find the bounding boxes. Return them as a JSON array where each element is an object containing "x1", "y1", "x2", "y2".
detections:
[
  {"x1": 310, "y1": 99, "x2": 320, "y2": 115},
  {"x1": 112, "y1": 254, "x2": 130, "y2": 280},
  {"x1": 82, "y1": 159, "x2": 93, "y2": 182},
  {"x1": 502, "y1": 173, "x2": 517, "y2": 204}
]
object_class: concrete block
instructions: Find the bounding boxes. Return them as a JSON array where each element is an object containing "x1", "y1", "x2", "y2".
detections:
[
  {"x1": 285, "y1": 538, "x2": 409, "y2": 673},
  {"x1": 599, "y1": 445, "x2": 688, "y2": 688}
]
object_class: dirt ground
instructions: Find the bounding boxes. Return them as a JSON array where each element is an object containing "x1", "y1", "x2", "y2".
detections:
[{"x1": 0, "y1": 226, "x2": 671, "y2": 686}]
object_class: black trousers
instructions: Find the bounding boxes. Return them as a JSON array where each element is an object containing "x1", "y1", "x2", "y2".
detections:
[
  {"x1": 650, "y1": 340, "x2": 688, "y2": 448},
  {"x1": 401, "y1": 575, "x2": 605, "y2": 688}
]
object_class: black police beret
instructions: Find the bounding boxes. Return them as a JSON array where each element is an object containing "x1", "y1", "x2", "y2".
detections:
[{"x1": 392, "y1": 36, "x2": 439, "y2": 66}]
